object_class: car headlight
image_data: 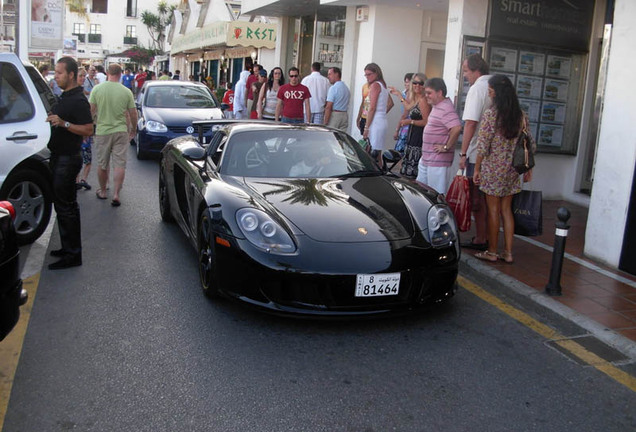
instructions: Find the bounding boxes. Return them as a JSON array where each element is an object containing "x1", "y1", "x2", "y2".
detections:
[
  {"x1": 425, "y1": 205, "x2": 457, "y2": 247},
  {"x1": 236, "y1": 208, "x2": 296, "y2": 254},
  {"x1": 145, "y1": 120, "x2": 168, "y2": 133}
]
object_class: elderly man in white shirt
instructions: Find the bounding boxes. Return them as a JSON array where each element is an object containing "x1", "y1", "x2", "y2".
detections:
[
  {"x1": 301, "y1": 62, "x2": 331, "y2": 124},
  {"x1": 458, "y1": 54, "x2": 492, "y2": 251}
]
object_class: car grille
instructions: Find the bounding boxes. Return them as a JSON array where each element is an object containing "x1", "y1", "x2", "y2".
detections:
[{"x1": 168, "y1": 125, "x2": 213, "y2": 134}]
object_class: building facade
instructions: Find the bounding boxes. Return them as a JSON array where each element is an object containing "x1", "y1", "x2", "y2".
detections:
[
  {"x1": 168, "y1": 0, "x2": 277, "y2": 88},
  {"x1": 22, "y1": 0, "x2": 164, "y2": 67}
]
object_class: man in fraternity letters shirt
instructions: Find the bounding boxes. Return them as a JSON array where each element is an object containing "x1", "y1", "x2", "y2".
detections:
[{"x1": 275, "y1": 67, "x2": 311, "y2": 123}]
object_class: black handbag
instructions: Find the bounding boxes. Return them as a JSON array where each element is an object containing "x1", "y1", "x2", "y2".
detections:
[
  {"x1": 512, "y1": 189, "x2": 543, "y2": 236},
  {"x1": 512, "y1": 120, "x2": 536, "y2": 174}
]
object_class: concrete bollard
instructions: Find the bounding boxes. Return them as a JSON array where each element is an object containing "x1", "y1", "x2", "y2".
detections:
[{"x1": 545, "y1": 207, "x2": 571, "y2": 296}]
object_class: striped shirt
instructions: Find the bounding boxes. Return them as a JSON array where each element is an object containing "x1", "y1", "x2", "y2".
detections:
[{"x1": 421, "y1": 98, "x2": 461, "y2": 167}]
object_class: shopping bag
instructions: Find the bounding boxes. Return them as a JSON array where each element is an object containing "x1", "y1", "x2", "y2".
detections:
[
  {"x1": 446, "y1": 170, "x2": 471, "y2": 232},
  {"x1": 512, "y1": 189, "x2": 543, "y2": 236},
  {"x1": 358, "y1": 138, "x2": 372, "y2": 154}
]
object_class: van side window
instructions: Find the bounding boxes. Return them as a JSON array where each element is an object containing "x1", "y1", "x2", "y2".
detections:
[
  {"x1": 0, "y1": 64, "x2": 35, "y2": 123},
  {"x1": 24, "y1": 64, "x2": 57, "y2": 113}
]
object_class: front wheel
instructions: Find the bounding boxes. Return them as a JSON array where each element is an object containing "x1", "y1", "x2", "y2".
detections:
[
  {"x1": 198, "y1": 211, "x2": 221, "y2": 299},
  {"x1": 136, "y1": 132, "x2": 149, "y2": 160},
  {"x1": 158, "y1": 165, "x2": 173, "y2": 222},
  {"x1": 0, "y1": 169, "x2": 52, "y2": 245}
]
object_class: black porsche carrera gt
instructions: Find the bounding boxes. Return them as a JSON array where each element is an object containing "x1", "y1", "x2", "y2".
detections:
[{"x1": 159, "y1": 121, "x2": 460, "y2": 316}]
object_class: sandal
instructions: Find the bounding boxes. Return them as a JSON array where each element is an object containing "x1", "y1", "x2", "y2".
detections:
[
  {"x1": 475, "y1": 251, "x2": 499, "y2": 262},
  {"x1": 96, "y1": 189, "x2": 107, "y2": 200},
  {"x1": 499, "y1": 251, "x2": 514, "y2": 264},
  {"x1": 460, "y1": 237, "x2": 488, "y2": 251}
]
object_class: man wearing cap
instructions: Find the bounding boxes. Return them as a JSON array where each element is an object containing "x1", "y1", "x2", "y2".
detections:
[
  {"x1": 250, "y1": 69, "x2": 268, "y2": 119},
  {"x1": 245, "y1": 64, "x2": 261, "y2": 113}
]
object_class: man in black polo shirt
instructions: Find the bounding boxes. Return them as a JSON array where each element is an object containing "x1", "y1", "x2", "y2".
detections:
[{"x1": 46, "y1": 57, "x2": 93, "y2": 270}]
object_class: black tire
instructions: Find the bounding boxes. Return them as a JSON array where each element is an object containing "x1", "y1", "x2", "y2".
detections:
[
  {"x1": 0, "y1": 169, "x2": 52, "y2": 245},
  {"x1": 158, "y1": 165, "x2": 173, "y2": 223},
  {"x1": 198, "y1": 211, "x2": 221, "y2": 299},
  {"x1": 136, "y1": 132, "x2": 149, "y2": 160}
]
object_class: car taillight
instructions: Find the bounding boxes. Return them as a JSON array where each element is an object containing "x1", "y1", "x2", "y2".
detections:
[{"x1": 0, "y1": 201, "x2": 16, "y2": 221}]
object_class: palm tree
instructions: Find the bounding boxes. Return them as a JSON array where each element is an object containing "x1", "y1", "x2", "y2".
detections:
[
  {"x1": 259, "y1": 179, "x2": 347, "y2": 207},
  {"x1": 66, "y1": 0, "x2": 89, "y2": 20},
  {"x1": 141, "y1": 1, "x2": 177, "y2": 53},
  {"x1": 66, "y1": 0, "x2": 90, "y2": 47}
]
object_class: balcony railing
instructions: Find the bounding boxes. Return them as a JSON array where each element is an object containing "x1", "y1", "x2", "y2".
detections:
[
  {"x1": 123, "y1": 37, "x2": 138, "y2": 45},
  {"x1": 88, "y1": 34, "x2": 102, "y2": 43},
  {"x1": 73, "y1": 33, "x2": 86, "y2": 43}
]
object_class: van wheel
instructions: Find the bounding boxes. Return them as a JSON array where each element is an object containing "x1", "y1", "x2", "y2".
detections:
[{"x1": 0, "y1": 169, "x2": 52, "y2": 245}]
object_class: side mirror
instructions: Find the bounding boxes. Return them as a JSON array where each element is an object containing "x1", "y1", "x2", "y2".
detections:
[
  {"x1": 182, "y1": 146, "x2": 206, "y2": 161},
  {"x1": 382, "y1": 149, "x2": 402, "y2": 172}
]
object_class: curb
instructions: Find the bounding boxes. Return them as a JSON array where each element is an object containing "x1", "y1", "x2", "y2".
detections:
[{"x1": 459, "y1": 253, "x2": 636, "y2": 362}]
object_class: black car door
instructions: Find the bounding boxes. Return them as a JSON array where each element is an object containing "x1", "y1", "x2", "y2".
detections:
[{"x1": 182, "y1": 131, "x2": 226, "y2": 235}]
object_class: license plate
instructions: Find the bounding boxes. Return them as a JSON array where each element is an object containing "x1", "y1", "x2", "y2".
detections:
[{"x1": 355, "y1": 273, "x2": 401, "y2": 297}]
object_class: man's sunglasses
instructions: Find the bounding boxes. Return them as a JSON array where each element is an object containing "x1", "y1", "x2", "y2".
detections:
[{"x1": 289, "y1": 74, "x2": 299, "y2": 78}]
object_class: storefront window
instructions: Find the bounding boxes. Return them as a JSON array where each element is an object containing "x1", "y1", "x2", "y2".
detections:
[
  {"x1": 315, "y1": 7, "x2": 346, "y2": 70},
  {"x1": 482, "y1": 0, "x2": 595, "y2": 155},
  {"x1": 286, "y1": 7, "x2": 347, "y2": 77},
  {"x1": 487, "y1": 42, "x2": 586, "y2": 155}
]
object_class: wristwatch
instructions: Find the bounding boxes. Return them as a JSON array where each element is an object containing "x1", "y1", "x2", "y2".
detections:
[
  {"x1": 64, "y1": 121, "x2": 70, "y2": 128},
  {"x1": 459, "y1": 153, "x2": 467, "y2": 157}
]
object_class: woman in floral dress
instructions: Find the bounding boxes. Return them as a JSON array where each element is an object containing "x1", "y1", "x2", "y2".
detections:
[{"x1": 473, "y1": 75, "x2": 534, "y2": 263}]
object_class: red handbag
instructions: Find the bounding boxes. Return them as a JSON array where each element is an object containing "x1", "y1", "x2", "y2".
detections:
[{"x1": 446, "y1": 170, "x2": 472, "y2": 232}]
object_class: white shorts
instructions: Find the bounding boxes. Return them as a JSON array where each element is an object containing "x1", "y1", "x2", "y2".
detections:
[{"x1": 416, "y1": 162, "x2": 450, "y2": 194}]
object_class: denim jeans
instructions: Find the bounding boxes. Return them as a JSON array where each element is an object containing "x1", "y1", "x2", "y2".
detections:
[
  {"x1": 282, "y1": 116, "x2": 304, "y2": 124},
  {"x1": 50, "y1": 153, "x2": 83, "y2": 257}
]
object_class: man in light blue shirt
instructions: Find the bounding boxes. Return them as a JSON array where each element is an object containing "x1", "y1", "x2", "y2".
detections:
[{"x1": 324, "y1": 67, "x2": 350, "y2": 132}]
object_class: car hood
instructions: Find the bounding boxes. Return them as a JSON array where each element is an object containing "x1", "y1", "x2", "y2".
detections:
[
  {"x1": 245, "y1": 177, "x2": 433, "y2": 243},
  {"x1": 143, "y1": 107, "x2": 223, "y2": 125}
]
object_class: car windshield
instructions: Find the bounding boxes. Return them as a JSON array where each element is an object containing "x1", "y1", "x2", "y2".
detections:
[
  {"x1": 220, "y1": 129, "x2": 380, "y2": 178},
  {"x1": 145, "y1": 85, "x2": 217, "y2": 109}
]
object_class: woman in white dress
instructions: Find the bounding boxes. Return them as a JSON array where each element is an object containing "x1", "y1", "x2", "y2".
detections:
[{"x1": 362, "y1": 63, "x2": 394, "y2": 162}]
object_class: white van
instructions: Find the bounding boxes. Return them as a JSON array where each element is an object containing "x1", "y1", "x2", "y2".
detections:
[{"x1": 0, "y1": 53, "x2": 57, "y2": 244}]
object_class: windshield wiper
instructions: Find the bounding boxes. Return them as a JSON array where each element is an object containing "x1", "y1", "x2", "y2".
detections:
[{"x1": 330, "y1": 170, "x2": 383, "y2": 178}]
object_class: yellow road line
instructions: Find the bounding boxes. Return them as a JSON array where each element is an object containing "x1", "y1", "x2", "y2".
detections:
[
  {"x1": 458, "y1": 276, "x2": 636, "y2": 392},
  {"x1": 0, "y1": 273, "x2": 40, "y2": 431}
]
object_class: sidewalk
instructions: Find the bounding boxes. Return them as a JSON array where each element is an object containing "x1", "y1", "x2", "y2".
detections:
[{"x1": 459, "y1": 200, "x2": 636, "y2": 357}]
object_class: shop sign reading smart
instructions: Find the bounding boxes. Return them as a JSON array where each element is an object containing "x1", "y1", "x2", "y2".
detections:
[{"x1": 490, "y1": 0, "x2": 594, "y2": 51}]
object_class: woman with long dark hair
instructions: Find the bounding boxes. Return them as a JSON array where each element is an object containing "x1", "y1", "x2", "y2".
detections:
[
  {"x1": 257, "y1": 67, "x2": 285, "y2": 120},
  {"x1": 473, "y1": 75, "x2": 534, "y2": 263}
]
